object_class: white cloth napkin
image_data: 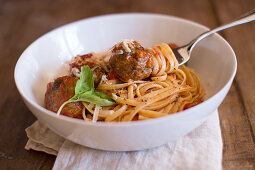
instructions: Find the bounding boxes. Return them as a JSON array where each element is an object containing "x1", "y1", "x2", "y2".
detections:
[{"x1": 25, "y1": 110, "x2": 222, "y2": 170}]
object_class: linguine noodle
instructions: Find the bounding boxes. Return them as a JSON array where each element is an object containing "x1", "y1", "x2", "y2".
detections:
[{"x1": 79, "y1": 43, "x2": 204, "y2": 122}]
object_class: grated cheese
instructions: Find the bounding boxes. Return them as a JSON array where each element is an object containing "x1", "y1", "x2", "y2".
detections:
[
  {"x1": 99, "y1": 74, "x2": 108, "y2": 85},
  {"x1": 71, "y1": 67, "x2": 81, "y2": 77},
  {"x1": 112, "y1": 93, "x2": 118, "y2": 100},
  {"x1": 115, "y1": 50, "x2": 124, "y2": 55},
  {"x1": 122, "y1": 41, "x2": 131, "y2": 53},
  {"x1": 93, "y1": 105, "x2": 102, "y2": 122}
]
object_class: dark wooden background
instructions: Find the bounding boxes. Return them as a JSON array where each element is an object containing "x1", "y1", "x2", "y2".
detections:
[{"x1": 0, "y1": 0, "x2": 254, "y2": 169}]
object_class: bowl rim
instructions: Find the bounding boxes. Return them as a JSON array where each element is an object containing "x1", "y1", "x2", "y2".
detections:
[{"x1": 14, "y1": 12, "x2": 237, "y2": 127}]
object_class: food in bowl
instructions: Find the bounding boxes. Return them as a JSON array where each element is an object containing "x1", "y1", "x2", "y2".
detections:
[
  {"x1": 14, "y1": 14, "x2": 237, "y2": 151},
  {"x1": 45, "y1": 40, "x2": 204, "y2": 122}
]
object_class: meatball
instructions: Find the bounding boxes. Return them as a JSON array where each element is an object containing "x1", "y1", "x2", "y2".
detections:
[
  {"x1": 90, "y1": 64, "x2": 105, "y2": 85},
  {"x1": 109, "y1": 40, "x2": 152, "y2": 82},
  {"x1": 70, "y1": 53, "x2": 106, "y2": 86},
  {"x1": 45, "y1": 76, "x2": 83, "y2": 119},
  {"x1": 70, "y1": 53, "x2": 96, "y2": 69}
]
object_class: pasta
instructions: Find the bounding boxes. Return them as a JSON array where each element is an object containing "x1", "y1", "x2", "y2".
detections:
[{"x1": 44, "y1": 41, "x2": 204, "y2": 122}]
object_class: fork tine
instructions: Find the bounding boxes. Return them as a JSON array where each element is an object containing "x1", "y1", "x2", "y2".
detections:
[{"x1": 173, "y1": 48, "x2": 184, "y2": 64}]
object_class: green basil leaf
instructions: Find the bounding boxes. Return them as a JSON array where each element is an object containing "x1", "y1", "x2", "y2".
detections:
[
  {"x1": 75, "y1": 65, "x2": 94, "y2": 94},
  {"x1": 94, "y1": 91, "x2": 114, "y2": 101},
  {"x1": 57, "y1": 66, "x2": 115, "y2": 116},
  {"x1": 76, "y1": 91, "x2": 115, "y2": 106}
]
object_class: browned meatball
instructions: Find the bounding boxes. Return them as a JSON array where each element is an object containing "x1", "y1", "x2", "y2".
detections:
[
  {"x1": 90, "y1": 64, "x2": 105, "y2": 85},
  {"x1": 70, "y1": 53, "x2": 95, "y2": 69},
  {"x1": 70, "y1": 53, "x2": 105, "y2": 86},
  {"x1": 109, "y1": 41, "x2": 153, "y2": 82},
  {"x1": 45, "y1": 76, "x2": 83, "y2": 119}
]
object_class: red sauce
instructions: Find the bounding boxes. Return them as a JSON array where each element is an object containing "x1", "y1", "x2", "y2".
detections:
[
  {"x1": 108, "y1": 69, "x2": 119, "y2": 80},
  {"x1": 169, "y1": 43, "x2": 178, "y2": 49}
]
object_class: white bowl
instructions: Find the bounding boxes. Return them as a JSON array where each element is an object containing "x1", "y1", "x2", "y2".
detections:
[{"x1": 14, "y1": 13, "x2": 237, "y2": 151}]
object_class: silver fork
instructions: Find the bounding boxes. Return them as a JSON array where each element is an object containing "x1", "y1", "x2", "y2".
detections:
[{"x1": 174, "y1": 8, "x2": 255, "y2": 65}]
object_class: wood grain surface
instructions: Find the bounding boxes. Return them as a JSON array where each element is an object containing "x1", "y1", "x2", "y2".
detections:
[{"x1": 0, "y1": 0, "x2": 254, "y2": 169}]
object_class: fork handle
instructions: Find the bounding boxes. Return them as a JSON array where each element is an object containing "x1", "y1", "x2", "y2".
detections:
[{"x1": 188, "y1": 8, "x2": 255, "y2": 52}]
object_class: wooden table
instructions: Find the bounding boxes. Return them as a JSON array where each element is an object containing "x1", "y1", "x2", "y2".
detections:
[{"x1": 0, "y1": 0, "x2": 254, "y2": 169}]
